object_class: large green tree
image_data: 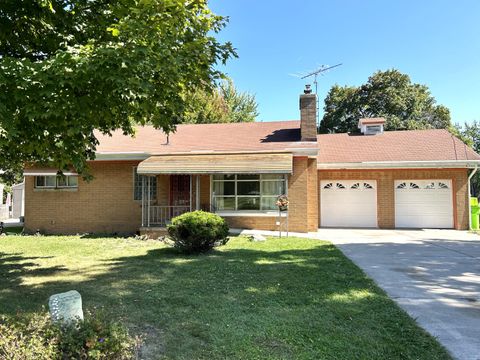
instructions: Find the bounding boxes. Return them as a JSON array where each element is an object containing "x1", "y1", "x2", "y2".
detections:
[
  {"x1": 458, "y1": 120, "x2": 480, "y2": 196},
  {"x1": 0, "y1": 0, "x2": 235, "y2": 177},
  {"x1": 319, "y1": 69, "x2": 452, "y2": 133},
  {"x1": 182, "y1": 78, "x2": 258, "y2": 124}
]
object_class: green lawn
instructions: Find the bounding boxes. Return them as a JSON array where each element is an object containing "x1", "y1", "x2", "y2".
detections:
[{"x1": 0, "y1": 235, "x2": 450, "y2": 359}]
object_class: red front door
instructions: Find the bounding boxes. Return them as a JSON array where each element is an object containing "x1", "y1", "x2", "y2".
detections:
[{"x1": 170, "y1": 175, "x2": 191, "y2": 208}]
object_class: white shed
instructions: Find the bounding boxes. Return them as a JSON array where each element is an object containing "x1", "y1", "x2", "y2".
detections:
[{"x1": 12, "y1": 182, "x2": 24, "y2": 218}]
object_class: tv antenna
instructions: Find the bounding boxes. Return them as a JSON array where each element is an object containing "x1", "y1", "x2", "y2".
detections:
[
  {"x1": 299, "y1": 63, "x2": 342, "y2": 126},
  {"x1": 300, "y1": 63, "x2": 342, "y2": 95}
]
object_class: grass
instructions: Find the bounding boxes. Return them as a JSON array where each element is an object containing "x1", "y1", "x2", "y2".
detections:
[{"x1": 0, "y1": 235, "x2": 451, "y2": 359}]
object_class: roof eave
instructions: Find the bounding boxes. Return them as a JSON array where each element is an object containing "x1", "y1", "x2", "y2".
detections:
[{"x1": 317, "y1": 160, "x2": 480, "y2": 170}]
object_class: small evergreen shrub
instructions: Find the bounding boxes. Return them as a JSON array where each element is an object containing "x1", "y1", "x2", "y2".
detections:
[
  {"x1": 167, "y1": 211, "x2": 229, "y2": 253},
  {"x1": 0, "y1": 309, "x2": 139, "y2": 359}
]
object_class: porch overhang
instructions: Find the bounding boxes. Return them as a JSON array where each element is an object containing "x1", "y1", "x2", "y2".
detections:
[{"x1": 136, "y1": 152, "x2": 293, "y2": 175}]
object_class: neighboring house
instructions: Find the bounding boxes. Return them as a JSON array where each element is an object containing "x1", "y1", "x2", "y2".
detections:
[
  {"x1": 23, "y1": 87, "x2": 480, "y2": 234},
  {"x1": 11, "y1": 182, "x2": 24, "y2": 218}
]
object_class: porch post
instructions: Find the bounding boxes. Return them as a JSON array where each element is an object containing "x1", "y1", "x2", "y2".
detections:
[
  {"x1": 189, "y1": 175, "x2": 193, "y2": 212},
  {"x1": 147, "y1": 176, "x2": 151, "y2": 227},
  {"x1": 141, "y1": 176, "x2": 145, "y2": 227},
  {"x1": 196, "y1": 175, "x2": 200, "y2": 210}
]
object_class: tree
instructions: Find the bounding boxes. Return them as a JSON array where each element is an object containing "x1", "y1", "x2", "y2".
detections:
[
  {"x1": 182, "y1": 78, "x2": 258, "y2": 124},
  {"x1": 319, "y1": 69, "x2": 451, "y2": 133},
  {"x1": 458, "y1": 120, "x2": 480, "y2": 196},
  {"x1": 0, "y1": 0, "x2": 236, "y2": 176}
]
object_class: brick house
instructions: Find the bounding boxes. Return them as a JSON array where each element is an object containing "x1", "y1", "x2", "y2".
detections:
[{"x1": 24, "y1": 88, "x2": 480, "y2": 234}]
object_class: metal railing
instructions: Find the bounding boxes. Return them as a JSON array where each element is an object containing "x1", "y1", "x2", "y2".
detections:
[{"x1": 148, "y1": 205, "x2": 191, "y2": 227}]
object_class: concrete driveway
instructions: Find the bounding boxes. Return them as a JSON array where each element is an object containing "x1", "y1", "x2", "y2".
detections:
[{"x1": 317, "y1": 228, "x2": 480, "y2": 360}]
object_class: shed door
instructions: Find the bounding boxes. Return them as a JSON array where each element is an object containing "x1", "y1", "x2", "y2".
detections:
[
  {"x1": 320, "y1": 180, "x2": 377, "y2": 228},
  {"x1": 395, "y1": 180, "x2": 453, "y2": 228}
]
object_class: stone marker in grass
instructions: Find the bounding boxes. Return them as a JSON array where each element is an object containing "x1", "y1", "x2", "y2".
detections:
[{"x1": 48, "y1": 290, "x2": 84, "y2": 324}]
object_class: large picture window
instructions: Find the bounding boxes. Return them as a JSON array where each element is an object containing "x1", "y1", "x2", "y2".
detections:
[
  {"x1": 133, "y1": 167, "x2": 157, "y2": 201},
  {"x1": 35, "y1": 175, "x2": 78, "y2": 189},
  {"x1": 212, "y1": 174, "x2": 286, "y2": 211}
]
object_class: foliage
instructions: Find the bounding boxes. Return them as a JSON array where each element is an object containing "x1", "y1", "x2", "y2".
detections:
[
  {"x1": 319, "y1": 69, "x2": 452, "y2": 133},
  {"x1": 60, "y1": 308, "x2": 138, "y2": 359},
  {"x1": 0, "y1": 308, "x2": 138, "y2": 359},
  {"x1": 167, "y1": 210, "x2": 229, "y2": 253},
  {"x1": 0, "y1": 311, "x2": 60, "y2": 359},
  {"x1": 0, "y1": 0, "x2": 236, "y2": 177},
  {"x1": 182, "y1": 78, "x2": 258, "y2": 124},
  {"x1": 456, "y1": 120, "x2": 480, "y2": 196}
]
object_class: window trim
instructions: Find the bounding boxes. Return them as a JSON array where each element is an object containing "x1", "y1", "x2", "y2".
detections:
[
  {"x1": 133, "y1": 166, "x2": 157, "y2": 201},
  {"x1": 211, "y1": 174, "x2": 288, "y2": 213},
  {"x1": 34, "y1": 175, "x2": 79, "y2": 190}
]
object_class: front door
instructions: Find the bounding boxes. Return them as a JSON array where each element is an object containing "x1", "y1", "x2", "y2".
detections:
[{"x1": 170, "y1": 175, "x2": 191, "y2": 212}]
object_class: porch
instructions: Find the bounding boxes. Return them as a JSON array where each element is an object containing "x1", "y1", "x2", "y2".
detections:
[
  {"x1": 136, "y1": 152, "x2": 293, "y2": 233},
  {"x1": 140, "y1": 174, "x2": 209, "y2": 228}
]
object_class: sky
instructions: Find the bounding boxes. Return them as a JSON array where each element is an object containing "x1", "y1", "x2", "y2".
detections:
[{"x1": 209, "y1": 0, "x2": 480, "y2": 124}]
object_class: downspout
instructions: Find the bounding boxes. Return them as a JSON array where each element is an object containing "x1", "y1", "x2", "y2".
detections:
[{"x1": 468, "y1": 164, "x2": 478, "y2": 230}]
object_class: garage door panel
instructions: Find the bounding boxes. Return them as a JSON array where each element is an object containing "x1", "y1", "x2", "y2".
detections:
[
  {"x1": 320, "y1": 180, "x2": 377, "y2": 228},
  {"x1": 395, "y1": 180, "x2": 453, "y2": 229}
]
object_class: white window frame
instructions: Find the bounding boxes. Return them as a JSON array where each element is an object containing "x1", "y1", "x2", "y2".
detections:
[
  {"x1": 211, "y1": 174, "x2": 287, "y2": 214},
  {"x1": 34, "y1": 175, "x2": 78, "y2": 189},
  {"x1": 133, "y1": 167, "x2": 157, "y2": 201}
]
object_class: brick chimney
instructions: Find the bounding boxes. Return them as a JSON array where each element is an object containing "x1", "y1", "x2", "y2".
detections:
[{"x1": 299, "y1": 85, "x2": 317, "y2": 141}]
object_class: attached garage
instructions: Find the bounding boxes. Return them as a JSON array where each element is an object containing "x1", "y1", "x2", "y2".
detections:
[
  {"x1": 320, "y1": 180, "x2": 377, "y2": 228},
  {"x1": 395, "y1": 180, "x2": 454, "y2": 229}
]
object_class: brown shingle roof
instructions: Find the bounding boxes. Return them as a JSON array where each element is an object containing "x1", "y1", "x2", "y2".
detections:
[
  {"x1": 95, "y1": 120, "x2": 316, "y2": 154},
  {"x1": 317, "y1": 129, "x2": 480, "y2": 163},
  {"x1": 359, "y1": 117, "x2": 386, "y2": 125}
]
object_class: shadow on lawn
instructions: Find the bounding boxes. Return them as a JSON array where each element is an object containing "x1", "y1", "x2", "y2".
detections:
[
  {"x1": 0, "y1": 242, "x2": 366, "y2": 317},
  {"x1": 0, "y1": 240, "x2": 451, "y2": 359}
]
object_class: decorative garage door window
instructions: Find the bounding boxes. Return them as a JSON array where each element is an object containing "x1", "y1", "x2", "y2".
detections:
[
  {"x1": 323, "y1": 181, "x2": 375, "y2": 190},
  {"x1": 396, "y1": 181, "x2": 450, "y2": 190}
]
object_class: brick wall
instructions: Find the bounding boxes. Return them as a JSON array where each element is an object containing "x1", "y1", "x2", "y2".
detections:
[
  {"x1": 284, "y1": 157, "x2": 318, "y2": 232},
  {"x1": 25, "y1": 161, "x2": 142, "y2": 234},
  {"x1": 299, "y1": 93, "x2": 317, "y2": 141},
  {"x1": 24, "y1": 158, "x2": 319, "y2": 234},
  {"x1": 318, "y1": 168, "x2": 469, "y2": 230}
]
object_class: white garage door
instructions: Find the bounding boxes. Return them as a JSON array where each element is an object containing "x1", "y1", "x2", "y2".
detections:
[
  {"x1": 395, "y1": 180, "x2": 453, "y2": 228},
  {"x1": 320, "y1": 180, "x2": 377, "y2": 228}
]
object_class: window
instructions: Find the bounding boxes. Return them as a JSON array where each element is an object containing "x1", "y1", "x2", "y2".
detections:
[
  {"x1": 409, "y1": 182, "x2": 420, "y2": 189},
  {"x1": 363, "y1": 182, "x2": 374, "y2": 189},
  {"x1": 396, "y1": 182, "x2": 407, "y2": 189},
  {"x1": 133, "y1": 167, "x2": 157, "y2": 201},
  {"x1": 35, "y1": 175, "x2": 78, "y2": 189},
  {"x1": 212, "y1": 174, "x2": 286, "y2": 211}
]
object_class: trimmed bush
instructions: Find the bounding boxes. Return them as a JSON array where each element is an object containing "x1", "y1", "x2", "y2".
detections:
[
  {"x1": 167, "y1": 211, "x2": 229, "y2": 253},
  {"x1": 0, "y1": 309, "x2": 139, "y2": 359}
]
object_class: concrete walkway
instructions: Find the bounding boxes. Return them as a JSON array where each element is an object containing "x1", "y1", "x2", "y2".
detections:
[{"x1": 317, "y1": 229, "x2": 480, "y2": 360}]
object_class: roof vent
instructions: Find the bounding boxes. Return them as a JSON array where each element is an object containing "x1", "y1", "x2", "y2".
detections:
[{"x1": 358, "y1": 117, "x2": 385, "y2": 135}]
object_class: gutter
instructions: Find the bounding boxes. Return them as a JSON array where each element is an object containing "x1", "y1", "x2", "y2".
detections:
[
  {"x1": 317, "y1": 160, "x2": 480, "y2": 170},
  {"x1": 468, "y1": 164, "x2": 478, "y2": 230}
]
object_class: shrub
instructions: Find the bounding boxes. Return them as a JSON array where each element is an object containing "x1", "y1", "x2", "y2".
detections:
[
  {"x1": 0, "y1": 309, "x2": 139, "y2": 359},
  {"x1": 0, "y1": 312, "x2": 60, "y2": 359},
  {"x1": 167, "y1": 211, "x2": 229, "y2": 253}
]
